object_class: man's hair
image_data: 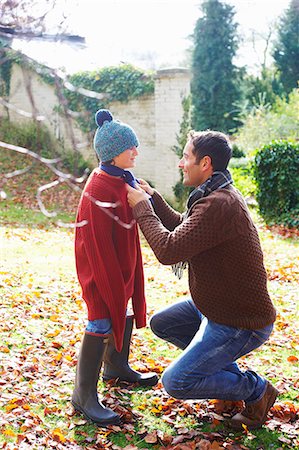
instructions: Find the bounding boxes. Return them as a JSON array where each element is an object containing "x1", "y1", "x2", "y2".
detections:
[{"x1": 189, "y1": 130, "x2": 232, "y2": 170}]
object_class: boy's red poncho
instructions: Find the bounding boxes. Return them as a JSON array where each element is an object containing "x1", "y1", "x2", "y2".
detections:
[{"x1": 75, "y1": 169, "x2": 146, "y2": 352}]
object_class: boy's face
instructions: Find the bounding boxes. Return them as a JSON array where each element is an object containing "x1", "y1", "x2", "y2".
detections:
[{"x1": 113, "y1": 146, "x2": 138, "y2": 169}]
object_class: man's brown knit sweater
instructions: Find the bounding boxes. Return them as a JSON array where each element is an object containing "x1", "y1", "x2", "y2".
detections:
[{"x1": 133, "y1": 186, "x2": 276, "y2": 330}]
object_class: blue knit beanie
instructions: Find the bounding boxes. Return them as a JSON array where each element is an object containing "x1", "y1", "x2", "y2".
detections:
[{"x1": 93, "y1": 109, "x2": 139, "y2": 162}]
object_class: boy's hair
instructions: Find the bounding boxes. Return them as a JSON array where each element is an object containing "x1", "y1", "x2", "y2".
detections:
[{"x1": 189, "y1": 130, "x2": 232, "y2": 170}]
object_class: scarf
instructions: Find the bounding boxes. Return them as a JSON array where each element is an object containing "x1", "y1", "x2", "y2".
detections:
[
  {"x1": 100, "y1": 163, "x2": 153, "y2": 206},
  {"x1": 100, "y1": 163, "x2": 138, "y2": 188},
  {"x1": 172, "y1": 169, "x2": 233, "y2": 279}
]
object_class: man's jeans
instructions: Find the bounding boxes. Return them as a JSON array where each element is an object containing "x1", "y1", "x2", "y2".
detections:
[{"x1": 150, "y1": 299, "x2": 273, "y2": 404}]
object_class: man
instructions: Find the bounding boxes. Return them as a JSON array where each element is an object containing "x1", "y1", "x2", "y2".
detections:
[{"x1": 127, "y1": 130, "x2": 278, "y2": 430}]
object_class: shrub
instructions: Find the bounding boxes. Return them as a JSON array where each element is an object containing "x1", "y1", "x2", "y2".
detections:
[
  {"x1": 0, "y1": 118, "x2": 57, "y2": 157},
  {"x1": 231, "y1": 143, "x2": 245, "y2": 158},
  {"x1": 234, "y1": 88, "x2": 299, "y2": 153},
  {"x1": 0, "y1": 118, "x2": 92, "y2": 176},
  {"x1": 229, "y1": 158, "x2": 256, "y2": 199},
  {"x1": 253, "y1": 140, "x2": 299, "y2": 228}
]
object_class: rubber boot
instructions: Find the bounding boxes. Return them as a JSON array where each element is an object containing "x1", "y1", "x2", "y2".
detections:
[
  {"x1": 72, "y1": 333, "x2": 120, "y2": 425},
  {"x1": 103, "y1": 317, "x2": 158, "y2": 386}
]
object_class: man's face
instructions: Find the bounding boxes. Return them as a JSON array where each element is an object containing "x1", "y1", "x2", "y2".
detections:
[{"x1": 178, "y1": 140, "x2": 210, "y2": 187}]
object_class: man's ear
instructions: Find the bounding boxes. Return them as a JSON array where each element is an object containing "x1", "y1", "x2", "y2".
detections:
[{"x1": 202, "y1": 155, "x2": 212, "y2": 170}]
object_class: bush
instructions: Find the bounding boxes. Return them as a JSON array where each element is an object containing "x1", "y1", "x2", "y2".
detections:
[
  {"x1": 229, "y1": 158, "x2": 256, "y2": 199},
  {"x1": 0, "y1": 118, "x2": 58, "y2": 157},
  {"x1": 234, "y1": 88, "x2": 299, "y2": 153},
  {"x1": 0, "y1": 118, "x2": 92, "y2": 176},
  {"x1": 231, "y1": 143, "x2": 245, "y2": 158},
  {"x1": 253, "y1": 140, "x2": 299, "y2": 228}
]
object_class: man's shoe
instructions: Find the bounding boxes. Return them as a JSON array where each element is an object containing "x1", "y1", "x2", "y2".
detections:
[{"x1": 229, "y1": 381, "x2": 278, "y2": 430}]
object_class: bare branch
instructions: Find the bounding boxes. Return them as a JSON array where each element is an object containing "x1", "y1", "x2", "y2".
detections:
[
  {"x1": 0, "y1": 98, "x2": 45, "y2": 120},
  {"x1": 0, "y1": 141, "x2": 136, "y2": 229},
  {"x1": 0, "y1": 0, "x2": 68, "y2": 35},
  {"x1": 36, "y1": 178, "x2": 62, "y2": 217},
  {"x1": 4, "y1": 164, "x2": 34, "y2": 178},
  {"x1": 63, "y1": 81, "x2": 109, "y2": 101},
  {"x1": 0, "y1": 141, "x2": 62, "y2": 165}
]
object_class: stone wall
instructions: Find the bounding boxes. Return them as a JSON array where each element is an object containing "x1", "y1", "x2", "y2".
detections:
[{"x1": 1, "y1": 64, "x2": 190, "y2": 199}]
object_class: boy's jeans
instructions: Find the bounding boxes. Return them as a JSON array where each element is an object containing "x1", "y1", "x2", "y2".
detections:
[{"x1": 150, "y1": 299, "x2": 273, "y2": 403}]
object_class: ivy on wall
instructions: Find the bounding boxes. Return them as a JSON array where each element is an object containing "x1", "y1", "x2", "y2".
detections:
[
  {"x1": 0, "y1": 42, "x2": 13, "y2": 97},
  {"x1": 0, "y1": 43, "x2": 155, "y2": 135},
  {"x1": 64, "y1": 65, "x2": 155, "y2": 133}
]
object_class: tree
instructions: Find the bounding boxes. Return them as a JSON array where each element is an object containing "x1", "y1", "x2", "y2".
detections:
[
  {"x1": 0, "y1": 0, "x2": 67, "y2": 35},
  {"x1": 191, "y1": 0, "x2": 241, "y2": 133},
  {"x1": 241, "y1": 67, "x2": 284, "y2": 109},
  {"x1": 172, "y1": 96, "x2": 192, "y2": 209},
  {"x1": 273, "y1": 0, "x2": 299, "y2": 95}
]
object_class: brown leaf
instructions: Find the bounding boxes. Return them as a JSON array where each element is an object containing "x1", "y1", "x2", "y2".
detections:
[
  {"x1": 197, "y1": 439, "x2": 212, "y2": 450},
  {"x1": 144, "y1": 431, "x2": 158, "y2": 444}
]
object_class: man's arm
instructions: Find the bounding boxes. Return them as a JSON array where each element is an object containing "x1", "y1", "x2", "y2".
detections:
[
  {"x1": 127, "y1": 186, "x2": 233, "y2": 265},
  {"x1": 128, "y1": 182, "x2": 183, "y2": 231}
]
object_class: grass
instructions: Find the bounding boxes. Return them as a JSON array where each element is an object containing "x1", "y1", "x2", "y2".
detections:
[
  {"x1": 0, "y1": 202, "x2": 298, "y2": 449},
  {"x1": 0, "y1": 200, "x2": 76, "y2": 227}
]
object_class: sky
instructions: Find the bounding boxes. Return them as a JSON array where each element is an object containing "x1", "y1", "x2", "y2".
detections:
[{"x1": 11, "y1": 0, "x2": 289, "y2": 74}]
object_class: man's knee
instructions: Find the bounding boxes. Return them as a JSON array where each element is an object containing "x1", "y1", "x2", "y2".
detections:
[
  {"x1": 150, "y1": 311, "x2": 164, "y2": 338},
  {"x1": 161, "y1": 368, "x2": 188, "y2": 400}
]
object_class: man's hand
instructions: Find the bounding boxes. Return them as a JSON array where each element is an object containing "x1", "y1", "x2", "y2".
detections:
[
  {"x1": 127, "y1": 184, "x2": 149, "y2": 208},
  {"x1": 137, "y1": 179, "x2": 155, "y2": 196}
]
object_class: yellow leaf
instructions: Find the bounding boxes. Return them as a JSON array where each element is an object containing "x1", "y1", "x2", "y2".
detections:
[
  {"x1": 22, "y1": 404, "x2": 30, "y2": 410},
  {"x1": 242, "y1": 423, "x2": 249, "y2": 434},
  {"x1": 55, "y1": 352, "x2": 62, "y2": 361},
  {"x1": 4, "y1": 428, "x2": 17, "y2": 437},
  {"x1": 47, "y1": 329, "x2": 61, "y2": 338},
  {"x1": 0, "y1": 346, "x2": 10, "y2": 353},
  {"x1": 50, "y1": 315, "x2": 59, "y2": 322},
  {"x1": 31, "y1": 313, "x2": 42, "y2": 319},
  {"x1": 150, "y1": 407, "x2": 161, "y2": 414},
  {"x1": 5, "y1": 403, "x2": 18, "y2": 412},
  {"x1": 52, "y1": 429, "x2": 66, "y2": 443}
]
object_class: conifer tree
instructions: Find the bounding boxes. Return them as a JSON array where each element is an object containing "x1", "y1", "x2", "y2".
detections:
[
  {"x1": 273, "y1": 0, "x2": 299, "y2": 94},
  {"x1": 191, "y1": 0, "x2": 241, "y2": 133}
]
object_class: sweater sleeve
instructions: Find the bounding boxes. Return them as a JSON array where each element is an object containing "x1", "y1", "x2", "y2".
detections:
[
  {"x1": 132, "y1": 195, "x2": 237, "y2": 265},
  {"x1": 151, "y1": 191, "x2": 183, "y2": 231}
]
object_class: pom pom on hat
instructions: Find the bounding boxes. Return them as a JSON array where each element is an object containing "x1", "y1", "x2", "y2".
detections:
[
  {"x1": 93, "y1": 109, "x2": 139, "y2": 162},
  {"x1": 95, "y1": 109, "x2": 113, "y2": 127}
]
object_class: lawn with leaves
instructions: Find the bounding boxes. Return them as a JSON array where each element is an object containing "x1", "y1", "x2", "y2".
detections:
[{"x1": 0, "y1": 203, "x2": 298, "y2": 450}]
